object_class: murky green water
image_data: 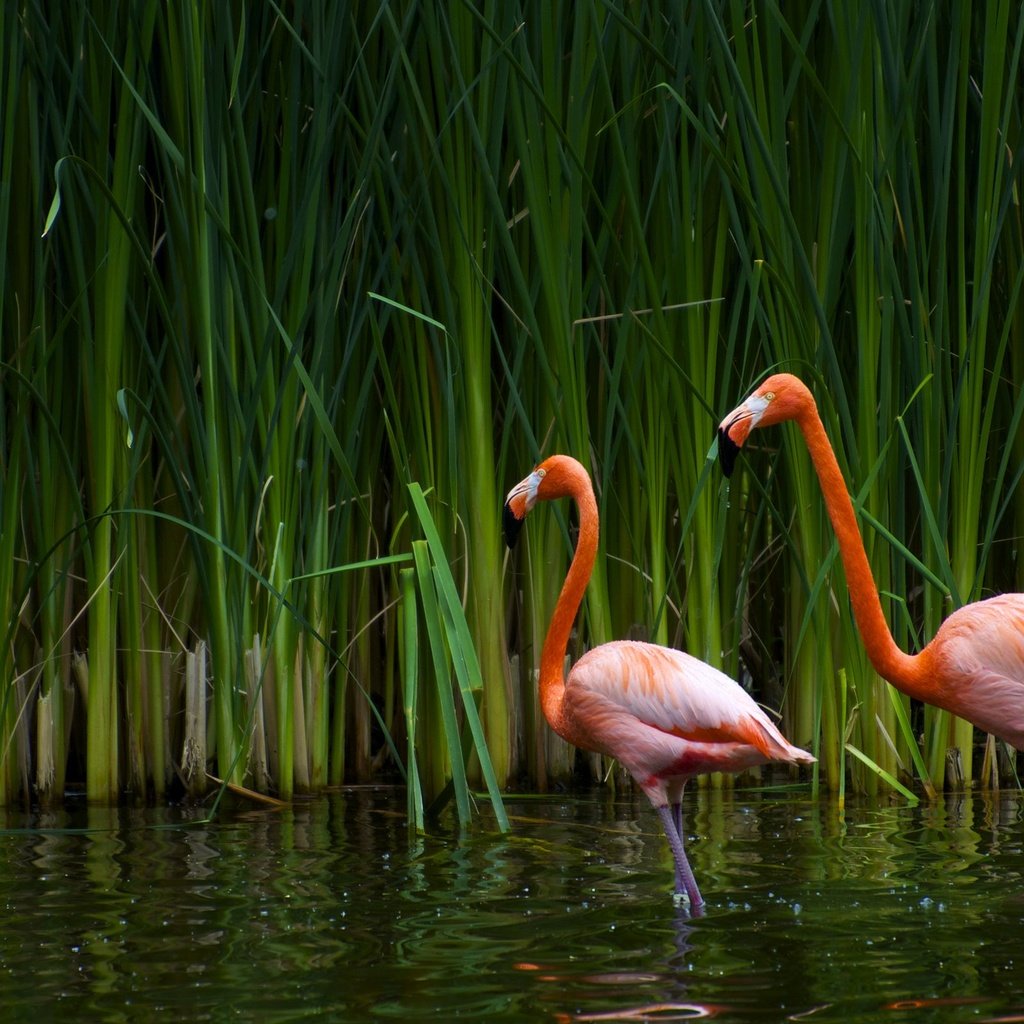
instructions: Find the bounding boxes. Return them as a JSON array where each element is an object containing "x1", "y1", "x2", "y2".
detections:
[{"x1": 3, "y1": 785, "x2": 1024, "y2": 1022}]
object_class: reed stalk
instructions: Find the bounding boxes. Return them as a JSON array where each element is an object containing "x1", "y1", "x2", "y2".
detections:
[
  {"x1": 182, "y1": 641, "x2": 207, "y2": 798},
  {"x1": 74, "y1": 5, "x2": 157, "y2": 802},
  {"x1": 400, "y1": 567, "x2": 425, "y2": 831}
]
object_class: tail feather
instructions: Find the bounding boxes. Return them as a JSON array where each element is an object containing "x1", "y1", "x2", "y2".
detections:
[{"x1": 747, "y1": 717, "x2": 816, "y2": 765}]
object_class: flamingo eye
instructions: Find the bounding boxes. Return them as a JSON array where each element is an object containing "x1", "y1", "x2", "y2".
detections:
[
  {"x1": 763, "y1": 391, "x2": 775, "y2": 402},
  {"x1": 536, "y1": 468, "x2": 546, "y2": 478}
]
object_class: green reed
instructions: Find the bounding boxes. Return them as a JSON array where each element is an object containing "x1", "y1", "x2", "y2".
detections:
[
  {"x1": 701, "y1": 1, "x2": 1024, "y2": 792},
  {"x1": 2, "y1": 1, "x2": 1021, "y2": 810}
]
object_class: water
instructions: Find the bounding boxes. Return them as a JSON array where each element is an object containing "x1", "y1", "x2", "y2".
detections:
[{"x1": 3, "y1": 785, "x2": 1024, "y2": 1022}]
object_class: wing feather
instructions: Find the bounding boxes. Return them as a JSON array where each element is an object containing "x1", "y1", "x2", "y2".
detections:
[
  {"x1": 566, "y1": 640, "x2": 807, "y2": 761},
  {"x1": 932, "y1": 595, "x2": 1024, "y2": 748}
]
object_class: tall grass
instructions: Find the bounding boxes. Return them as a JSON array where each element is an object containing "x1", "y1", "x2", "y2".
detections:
[{"x1": 1, "y1": 1, "x2": 1021, "y2": 809}]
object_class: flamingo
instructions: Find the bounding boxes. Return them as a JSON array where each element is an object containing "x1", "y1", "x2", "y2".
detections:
[
  {"x1": 503, "y1": 454, "x2": 815, "y2": 908},
  {"x1": 717, "y1": 372, "x2": 1024, "y2": 751}
]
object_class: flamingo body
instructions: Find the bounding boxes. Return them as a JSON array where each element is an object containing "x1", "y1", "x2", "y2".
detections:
[
  {"x1": 504, "y1": 454, "x2": 813, "y2": 907},
  {"x1": 718, "y1": 372, "x2": 1024, "y2": 753},
  {"x1": 923, "y1": 595, "x2": 1024, "y2": 748},
  {"x1": 564, "y1": 641, "x2": 811, "y2": 792}
]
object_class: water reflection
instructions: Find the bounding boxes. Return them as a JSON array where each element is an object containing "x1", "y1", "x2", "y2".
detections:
[{"x1": 3, "y1": 787, "x2": 1024, "y2": 1021}]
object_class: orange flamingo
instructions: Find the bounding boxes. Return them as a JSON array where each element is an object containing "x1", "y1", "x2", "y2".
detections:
[
  {"x1": 717, "y1": 372, "x2": 1024, "y2": 750},
  {"x1": 503, "y1": 454, "x2": 814, "y2": 907}
]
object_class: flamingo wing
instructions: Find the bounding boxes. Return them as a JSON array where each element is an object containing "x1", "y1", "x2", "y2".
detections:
[
  {"x1": 931, "y1": 595, "x2": 1024, "y2": 749},
  {"x1": 564, "y1": 640, "x2": 810, "y2": 763}
]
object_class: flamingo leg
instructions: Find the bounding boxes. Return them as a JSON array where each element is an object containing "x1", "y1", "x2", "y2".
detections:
[
  {"x1": 656, "y1": 804, "x2": 704, "y2": 909},
  {"x1": 671, "y1": 801, "x2": 684, "y2": 844}
]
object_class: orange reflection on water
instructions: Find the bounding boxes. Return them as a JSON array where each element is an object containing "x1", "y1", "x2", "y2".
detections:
[
  {"x1": 514, "y1": 963, "x2": 723, "y2": 1020},
  {"x1": 883, "y1": 996, "x2": 1024, "y2": 1024},
  {"x1": 885, "y1": 996, "x2": 986, "y2": 1010}
]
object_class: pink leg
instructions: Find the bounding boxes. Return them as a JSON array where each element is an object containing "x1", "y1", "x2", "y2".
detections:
[
  {"x1": 656, "y1": 804, "x2": 704, "y2": 909},
  {"x1": 671, "y1": 801, "x2": 684, "y2": 843}
]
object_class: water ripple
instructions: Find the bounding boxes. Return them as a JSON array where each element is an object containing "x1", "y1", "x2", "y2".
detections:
[{"x1": 4, "y1": 789, "x2": 1024, "y2": 1021}]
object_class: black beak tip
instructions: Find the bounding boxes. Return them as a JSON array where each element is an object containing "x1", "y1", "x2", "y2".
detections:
[
  {"x1": 503, "y1": 501, "x2": 524, "y2": 548},
  {"x1": 717, "y1": 427, "x2": 740, "y2": 478}
]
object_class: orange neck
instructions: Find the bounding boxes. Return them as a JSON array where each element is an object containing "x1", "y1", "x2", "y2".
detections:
[
  {"x1": 539, "y1": 469, "x2": 599, "y2": 738},
  {"x1": 795, "y1": 401, "x2": 923, "y2": 692}
]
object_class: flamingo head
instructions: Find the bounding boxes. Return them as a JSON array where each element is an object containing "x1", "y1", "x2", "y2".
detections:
[
  {"x1": 717, "y1": 373, "x2": 812, "y2": 477},
  {"x1": 502, "y1": 455, "x2": 587, "y2": 547}
]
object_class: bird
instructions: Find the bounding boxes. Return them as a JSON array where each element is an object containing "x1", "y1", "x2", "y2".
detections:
[
  {"x1": 503, "y1": 454, "x2": 815, "y2": 908},
  {"x1": 717, "y1": 372, "x2": 1024, "y2": 751}
]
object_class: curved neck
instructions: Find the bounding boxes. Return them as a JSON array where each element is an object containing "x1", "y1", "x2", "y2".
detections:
[
  {"x1": 539, "y1": 478, "x2": 598, "y2": 734},
  {"x1": 795, "y1": 403, "x2": 921, "y2": 690}
]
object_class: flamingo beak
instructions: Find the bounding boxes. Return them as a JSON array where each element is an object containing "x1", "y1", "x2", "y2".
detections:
[
  {"x1": 717, "y1": 394, "x2": 769, "y2": 477},
  {"x1": 503, "y1": 498, "x2": 525, "y2": 548},
  {"x1": 503, "y1": 469, "x2": 543, "y2": 548},
  {"x1": 716, "y1": 422, "x2": 742, "y2": 478}
]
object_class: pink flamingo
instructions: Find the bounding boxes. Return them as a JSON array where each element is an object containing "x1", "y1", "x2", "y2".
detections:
[
  {"x1": 718, "y1": 372, "x2": 1024, "y2": 750},
  {"x1": 504, "y1": 454, "x2": 814, "y2": 907}
]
